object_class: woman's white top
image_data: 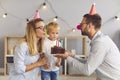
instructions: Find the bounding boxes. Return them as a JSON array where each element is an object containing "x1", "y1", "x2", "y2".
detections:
[{"x1": 8, "y1": 42, "x2": 40, "y2": 80}]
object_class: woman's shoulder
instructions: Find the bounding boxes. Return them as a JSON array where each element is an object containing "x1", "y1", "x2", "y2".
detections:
[
  {"x1": 13, "y1": 39, "x2": 29, "y2": 56},
  {"x1": 15, "y1": 39, "x2": 28, "y2": 50}
]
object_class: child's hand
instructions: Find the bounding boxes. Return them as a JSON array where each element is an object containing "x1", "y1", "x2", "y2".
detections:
[
  {"x1": 55, "y1": 58, "x2": 61, "y2": 67},
  {"x1": 55, "y1": 62, "x2": 61, "y2": 67},
  {"x1": 43, "y1": 63, "x2": 50, "y2": 69}
]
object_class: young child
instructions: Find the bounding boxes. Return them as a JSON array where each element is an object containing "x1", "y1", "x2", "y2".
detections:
[{"x1": 41, "y1": 22, "x2": 62, "y2": 80}]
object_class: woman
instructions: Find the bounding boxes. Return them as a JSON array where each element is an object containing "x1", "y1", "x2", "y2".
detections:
[{"x1": 9, "y1": 18, "x2": 48, "y2": 80}]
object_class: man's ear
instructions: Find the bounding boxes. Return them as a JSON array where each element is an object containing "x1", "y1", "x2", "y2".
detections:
[{"x1": 88, "y1": 23, "x2": 93, "y2": 28}]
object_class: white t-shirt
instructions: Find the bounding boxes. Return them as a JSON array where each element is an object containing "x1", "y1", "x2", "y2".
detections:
[{"x1": 41, "y1": 37, "x2": 61, "y2": 71}]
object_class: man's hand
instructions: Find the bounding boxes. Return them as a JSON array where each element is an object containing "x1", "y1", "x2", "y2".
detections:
[
  {"x1": 54, "y1": 54, "x2": 68, "y2": 59},
  {"x1": 54, "y1": 51, "x2": 75, "y2": 59},
  {"x1": 65, "y1": 50, "x2": 75, "y2": 57},
  {"x1": 68, "y1": 53, "x2": 75, "y2": 57}
]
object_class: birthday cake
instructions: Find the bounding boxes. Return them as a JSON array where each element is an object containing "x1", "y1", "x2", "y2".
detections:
[{"x1": 51, "y1": 46, "x2": 65, "y2": 54}]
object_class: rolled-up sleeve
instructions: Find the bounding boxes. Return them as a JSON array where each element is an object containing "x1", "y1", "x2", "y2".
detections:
[{"x1": 14, "y1": 44, "x2": 27, "y2": 74}]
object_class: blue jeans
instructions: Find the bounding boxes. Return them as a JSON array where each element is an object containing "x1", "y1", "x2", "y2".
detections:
[{"x1": 41, "y1": 70, "x2": 59, "y2": 80}]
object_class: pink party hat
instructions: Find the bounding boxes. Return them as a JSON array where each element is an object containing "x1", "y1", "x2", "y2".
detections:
[
  {"x1": 34, "y1": 10, "x2": 40, "y2": 19},
  {"x1": 89, "y1": 3, "x2": 96, "y2": 15}
]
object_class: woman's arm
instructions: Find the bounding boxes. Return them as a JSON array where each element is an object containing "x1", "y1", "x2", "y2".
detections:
[{"x1": 25, "y1": 57, "x2": 47, "y2": 72}]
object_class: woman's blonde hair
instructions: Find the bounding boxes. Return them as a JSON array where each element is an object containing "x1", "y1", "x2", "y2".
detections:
[
  {"x1": 16, "y1": 18, "x2": 44, "y2": 56},
  {"x1": 46, "y1": 22, "x2": 60, "y2": 34}
]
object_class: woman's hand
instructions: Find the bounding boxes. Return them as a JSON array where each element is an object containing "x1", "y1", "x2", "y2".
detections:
[
  {"x1": 26, "y1": 56, "x2": 48, "y2": 72},
  {"x1": 37, "y1": 57, "x2": 48, "y2": 67}
]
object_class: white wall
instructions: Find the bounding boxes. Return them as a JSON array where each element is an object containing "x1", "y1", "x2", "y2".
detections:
[{"x1": 0, "y1": 0, "x2": 120, "y2": 67}]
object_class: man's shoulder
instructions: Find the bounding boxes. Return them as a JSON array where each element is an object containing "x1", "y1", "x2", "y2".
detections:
[{"x1": 95, "y1": 32, "x2": 109, "y2": 41}]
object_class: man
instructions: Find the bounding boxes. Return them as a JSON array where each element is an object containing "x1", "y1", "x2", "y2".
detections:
[{"x1": 55, "y1": 14, "x2": 120, "y2": 80}]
